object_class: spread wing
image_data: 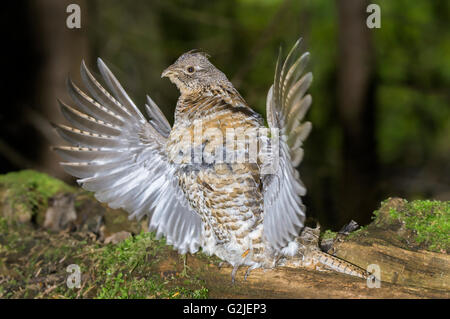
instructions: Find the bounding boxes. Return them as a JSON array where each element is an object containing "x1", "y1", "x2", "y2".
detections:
[
  {"x1": 53, "y1": 58, "x2": 202, "y2": 254},
  {"x1": 263, "y1": 38, "x2": 313, "y2": 250}
]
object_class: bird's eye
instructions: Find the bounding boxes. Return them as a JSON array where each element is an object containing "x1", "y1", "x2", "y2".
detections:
[{"x1": 187, "y1": 66, "x2": 195, "y2": 73}]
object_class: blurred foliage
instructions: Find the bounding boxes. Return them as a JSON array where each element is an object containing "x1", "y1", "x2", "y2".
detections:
[
  {"x1": 375, "y1": 0, "x2": 450, "y2": 167},
  {"x1": 82, "y1": 0, "x2": 449, "y2": 227}
]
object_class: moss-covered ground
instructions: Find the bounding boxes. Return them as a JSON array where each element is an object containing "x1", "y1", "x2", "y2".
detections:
[{"x1": 0, "y1": 218, "x2": 210, "y2": 299}]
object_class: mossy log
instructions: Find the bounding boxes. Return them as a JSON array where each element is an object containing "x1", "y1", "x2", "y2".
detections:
[
  {"x1": 332, "y1": 200, "x2": 449, "y2": 292},
  {"x1": 0, "y1": 171, "x2": 448, "y2": 298}
]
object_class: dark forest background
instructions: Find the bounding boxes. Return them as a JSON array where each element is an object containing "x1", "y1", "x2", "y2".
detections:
[{"x1": 1, "y1": 0, "x2": 449, "y2": 230}]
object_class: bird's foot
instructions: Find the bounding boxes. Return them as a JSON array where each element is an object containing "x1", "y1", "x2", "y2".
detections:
[
  {"x1": 180, "y1": 254, "x2": 191, "y2": 278},
  {"x1": 230, "y1": 264, "x2": 259, "y2": 283},
  {"x1": 244, "y1": 267, "x2": 252, "y2": 281},
  {"x1": 244, "y1": 264, "x2": 259, "y2": 281},
  {"x1": 231, "y1": 265, "x2": 239, "y2": 284}
]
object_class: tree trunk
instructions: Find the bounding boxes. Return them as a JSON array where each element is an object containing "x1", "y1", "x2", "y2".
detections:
[
  {"x1": 335, "y1": 0, "x2": 379, "y2": 226},
  {"x1": 0, "y1": 1, "x2": 89, "y2": 180},
  {"x1": 30, "y1": 0, "x2": 90, "y2": 180}
]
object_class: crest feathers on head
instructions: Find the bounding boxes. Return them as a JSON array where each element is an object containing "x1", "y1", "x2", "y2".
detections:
[{"x1": 186, "y1": 49, "x2": 211, "y2": 59}]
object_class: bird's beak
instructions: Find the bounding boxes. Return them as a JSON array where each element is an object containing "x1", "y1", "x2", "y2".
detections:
[{"x1": 161, "y1": 67, "x2": 174, "y2": 78}]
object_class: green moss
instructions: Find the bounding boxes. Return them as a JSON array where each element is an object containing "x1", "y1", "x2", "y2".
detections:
[
  {"x1": 0, "y1": 221, "x2": 209, "y2": 299},
  {"x1": 391, "y1": 200, "x2": 449, "y2": 252},
  {"x1": 91, "y1": 232, "x2": 208, "y2": 299},
  {"x1": 346, "y1": 225, "x2": 368, "y2": 239},
  {"x1": 321, "y1": 229, "x2": 337, "y2": 240},
  {"x1": 95, "y1": 233, "x2": 207, "y2": 298},
  {"x1": 0, "y1": 170, "x2": 74, "y2": 199},
  {"x1": 0, "y1": 170, "x2": 75, "y2": 224},
  {"x1": 100, "y1": 232, "x2": 164, "y2": 274},
  {"x1": 374, "y1": 199, "x2": 449, "y2": 252}
]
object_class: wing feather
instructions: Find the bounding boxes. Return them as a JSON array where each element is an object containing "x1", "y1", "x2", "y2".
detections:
[
  {"x1": 145, "y1": 95, "x2": 171, "y2": 137},
  {"x1": 54, "y1": 59, "x2": 202, "y2": 254},
  {"x1": 264, "y1": 38, "x2": 312, "y2": 250}
]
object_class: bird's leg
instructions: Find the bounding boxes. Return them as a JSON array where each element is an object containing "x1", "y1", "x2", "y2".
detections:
[
  {"x1": 231, "y1": 265, "x2": 239, "y2": 284},
  {"x1": 244, "y1": 264, "x2": 259, "y2": 281},
  {"x1": 180, "y1": 254, "x2": 191, "y2": 278}
]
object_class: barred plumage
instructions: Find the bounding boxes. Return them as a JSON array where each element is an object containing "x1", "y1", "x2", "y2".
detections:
[{"x1": 54, "y1": 38, "x2": 368, "y2": 281}]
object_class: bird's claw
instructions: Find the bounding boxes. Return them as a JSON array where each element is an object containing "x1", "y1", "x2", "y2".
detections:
[{"x1": 180, "y1": 254, "x2": 190, "y2": 278}]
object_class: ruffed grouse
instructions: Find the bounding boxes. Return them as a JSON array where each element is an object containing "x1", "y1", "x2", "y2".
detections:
[{"x1": 54, "y1": 39, "x2": 370, "y2": 281}]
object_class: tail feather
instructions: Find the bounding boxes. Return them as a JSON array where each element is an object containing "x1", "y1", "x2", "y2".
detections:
[{"x1": 311, "y1": 250, "x2": 371, "y2": 279}]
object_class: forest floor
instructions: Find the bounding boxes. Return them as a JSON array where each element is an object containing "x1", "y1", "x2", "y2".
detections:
[{"x1": 0, "y1": 170, "x2": 448, "y2": 298}]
